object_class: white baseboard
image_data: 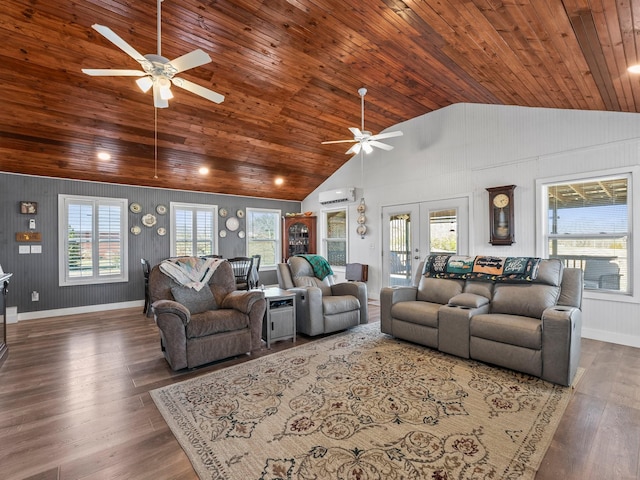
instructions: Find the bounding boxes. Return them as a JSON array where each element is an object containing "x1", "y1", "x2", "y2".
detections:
[
  {"x1": 13, "y1": 300, "x2": 144, "y2": 323},
  {"x1": 582, "y1": 327, "x2": 640, "y2": 349}
]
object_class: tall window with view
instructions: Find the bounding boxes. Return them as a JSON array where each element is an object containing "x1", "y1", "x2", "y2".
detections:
[
  {"x1": 246, "y1": 208, "x2": 280, "y2": 269},
  {"x1": 545, "y1": 176, "x2": 629, "y2": 294}
]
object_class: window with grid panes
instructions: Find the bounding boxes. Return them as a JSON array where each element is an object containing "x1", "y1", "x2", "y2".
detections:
[
  {"x1": 170, "y1": 203, "x2": 217, "y2": 257},
  {"x1": 58, "y1": 194, "x2": 128, "y2": 286},
  {"x1": 246, "y1": 208, "x2": 280, "y2": 269},
  {"x1": 324, "y1": 208, "x2": 347, "y2": 267}
]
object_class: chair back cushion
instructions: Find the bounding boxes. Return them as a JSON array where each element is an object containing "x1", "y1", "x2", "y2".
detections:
[
  {"x1": 149, "y1": 259, "x2": 237, "y2": 309},
  {"x1": 288, "y1": 256, "x2": 333, "y2": 296}
]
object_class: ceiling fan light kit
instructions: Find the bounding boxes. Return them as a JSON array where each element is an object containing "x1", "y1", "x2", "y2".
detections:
[{"x1": 322, "y1": 87, "x2": 403, "y2": 155}]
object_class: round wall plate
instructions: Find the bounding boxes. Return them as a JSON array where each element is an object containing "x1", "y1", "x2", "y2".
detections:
[
  {"x1": 226, "y1": 216, "x2": 240, "y2": 232},
  {"x1": 219, "y1": 229, "x2": 227, "y2": 238},
  {"x1": 219, "y1": 208, "x2": 228, "y2": 217},
  {"x1": 238, "y1": 230, "x2": 245, "y2": 238},
  {"x1": 156, "y1": 204, "x2": 167, "y2": 215},
  {"x1": 357, "y1": 203, "x2": 366, "y2": 213},
  {"x1": 129, "y1": 203, "x2": 142, "y2": 214},
  {"x1": 237, "y1": 209, "x2": 245, "y2": 218},
  {"x1": 130, "y1": 225, "x2": 141, "y2": 235},
  {"x1": 142, "y1": 214, "x2": 157, "y2": 227},
  {"x1": 157, "y1": 227, "x2": 166, "y2": 236},
  {"x1": 356, "y1": 225, "x2": 367, "y2": 236},
  {"x1": 357, "y1": 214, "x2": 366, "y2": 224}
]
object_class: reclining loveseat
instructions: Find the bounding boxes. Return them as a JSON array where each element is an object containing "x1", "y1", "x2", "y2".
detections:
[{"x1": 381, "y1": 255, "x2": 583, "y2": 386}]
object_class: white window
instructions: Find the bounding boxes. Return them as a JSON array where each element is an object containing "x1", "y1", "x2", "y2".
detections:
[
  {"x1": 246, "y1": 208, "x2": 280, "y2": 269},
  {"x1": 58, "y1": 194, "x2": 128, "y2": 286},
  {"x1": 323, "y1": 208, "x2": 347, "y2": 267},
  {"x1": 538, "y1": 171, "x2": 633, "y2": 296},
  {"x1": 170, "y1": 202, "x2": 217, "y2": 257}
]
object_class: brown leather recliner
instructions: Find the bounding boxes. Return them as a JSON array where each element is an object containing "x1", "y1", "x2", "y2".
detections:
[{"x1": 149, "y1": 259, "x2": 266, "y2": 370}]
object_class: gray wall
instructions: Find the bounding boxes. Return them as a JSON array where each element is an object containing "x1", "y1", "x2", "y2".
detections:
[{"x1": 0, "y1": 173, "x2": 300, "y2": 314}]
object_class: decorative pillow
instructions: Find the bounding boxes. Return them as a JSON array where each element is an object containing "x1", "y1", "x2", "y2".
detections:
[{"x1": 170, "y1": 285, "x2": 217, "y2": 314}]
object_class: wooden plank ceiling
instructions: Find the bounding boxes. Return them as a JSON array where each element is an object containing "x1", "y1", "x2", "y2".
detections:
[{"x1": 1, "y1": 0, "x2": 640, "y2": 201}]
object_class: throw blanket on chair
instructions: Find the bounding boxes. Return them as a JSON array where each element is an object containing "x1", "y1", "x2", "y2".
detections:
[
  {"x1": 422, "y1": 255, "x2": 540, "y2": 282},
  {"x1": 160, "y1": 257, "x2": 223, "y2": 291},
  {"x1": 296, "y1": 254, "x2": 334, "y2": 280}
]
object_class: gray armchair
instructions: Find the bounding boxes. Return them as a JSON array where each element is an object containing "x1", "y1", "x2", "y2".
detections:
[
  {"x1": 277, "y1": 256, "x2": 368, "y2": 336},
  {"x1": 149, "y1": 259, "x2": 266, "y2": 370}
]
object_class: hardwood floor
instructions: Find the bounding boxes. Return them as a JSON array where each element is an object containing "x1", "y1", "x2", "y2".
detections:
[{"x1": 1, "y1": 305, "x2": 639, "y2": 480}]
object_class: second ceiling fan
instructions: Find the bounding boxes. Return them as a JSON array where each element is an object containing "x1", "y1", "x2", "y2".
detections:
[
  {"x1": 322, "y1": 88, "x2": 403, "y2": 155},
  {"x1": 82, "y1": 0, "x2": 224, "y2": 108}
]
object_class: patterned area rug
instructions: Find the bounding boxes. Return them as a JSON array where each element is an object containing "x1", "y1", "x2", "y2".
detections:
[{"x1": 151, "y1": 323, "x2": 580, "y2": 479}]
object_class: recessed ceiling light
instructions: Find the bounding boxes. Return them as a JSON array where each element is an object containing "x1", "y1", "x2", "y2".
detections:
[
  {"x1": 199, "y1": 167, "x2": 209, "y2": 175},
  {"x1": 275, "y1": 177, "x2": 284, "y2": 185},
  {"x1": 97, "y1": 151, "x2": 111, "y2": 160},
  {"x1": 628, "y1": 65, "x2": 640, "y2": 73}
]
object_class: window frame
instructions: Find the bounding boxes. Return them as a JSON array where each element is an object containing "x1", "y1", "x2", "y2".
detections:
[
  {"x1": 58, "y1": 194, "x2": 129, "y2": 286},
  {"x1": 322, "y1": 206, "x2": 348, "y2": 270},
  {"x1": 169, "y1": 202, "x2": 218, "y2": 258},
  {"x1": 245, "y1": 207, "x2": 281, "y2": 270},
  {"x1": 536, "y1": 166, "x2": 638, "y2": 303}
]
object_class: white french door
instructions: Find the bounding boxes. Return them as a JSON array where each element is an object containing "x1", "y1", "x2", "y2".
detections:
[{"x1": 382, "y1": 197, "x2": 469, "y2": 287}]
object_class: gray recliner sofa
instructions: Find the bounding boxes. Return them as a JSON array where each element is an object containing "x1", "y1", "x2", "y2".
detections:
[
  {"x1": 277, "y1": 256, "x2": 368, "y2": 336},
  {"x1": 381, "y1": 257, "x2": 583, "y2": 386}
]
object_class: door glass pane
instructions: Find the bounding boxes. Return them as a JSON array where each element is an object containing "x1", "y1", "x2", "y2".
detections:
[
  {"x1": 429, "y1": 209, "x2": 457, "y2": 254},
  {"x1": 389, "y1": 213, "x2": 412, "y2": 286}
]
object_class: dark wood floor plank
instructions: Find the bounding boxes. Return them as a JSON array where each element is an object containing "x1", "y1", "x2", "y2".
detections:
[{"x1": 0, "y1": 305, "x2": 638, "y2": 480}]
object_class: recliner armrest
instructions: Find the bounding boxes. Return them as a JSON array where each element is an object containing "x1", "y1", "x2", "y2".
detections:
[
  {"x1": 380, "y1": 286, "x2": 418, "y2": 334},
  {"x1": 221, "y1": 290, "x2": 266, "y2": 314},
  {"x1": 332, "y1": 281, "x2": 368, "y2": 324},
  {"x1": 152, "y1": 299, "x2": 190, "y2": 325},
  {"x1": 541, "y1": 305, "x2": 582, "y2": 386}
]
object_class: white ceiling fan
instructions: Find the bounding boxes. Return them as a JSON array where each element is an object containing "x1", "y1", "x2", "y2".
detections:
[
  {"x1": 82, "y1": 0, "x2": 224, "y2": 108},
  {"x1": 322, "y1": 87, "x2": 403, "y2": 155}
]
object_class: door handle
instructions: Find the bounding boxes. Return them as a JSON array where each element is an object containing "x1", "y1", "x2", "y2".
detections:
[{"x1": 414, "y1": 256, "x2": 420, "y2": 259}]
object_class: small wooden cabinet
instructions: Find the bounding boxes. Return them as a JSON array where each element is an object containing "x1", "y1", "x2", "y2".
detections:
[{"x1": 282, "y1": 215, "x2": 316, "y2": 261}]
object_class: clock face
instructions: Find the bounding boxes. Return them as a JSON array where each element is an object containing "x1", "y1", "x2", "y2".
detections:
[{"x1": 493, "y1": 193, "x2": 510, "y2": 208}]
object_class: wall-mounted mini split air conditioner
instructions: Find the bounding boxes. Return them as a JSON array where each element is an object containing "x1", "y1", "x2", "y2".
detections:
[{"x1": 318, "y1": 186, "x2": 356, "y2": 205}]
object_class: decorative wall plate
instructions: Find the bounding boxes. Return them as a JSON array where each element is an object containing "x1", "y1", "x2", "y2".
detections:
[
  {"x1": 219, "y1": 208, "x2": 228, "y2": 217},
  {"x1": 219, "y1": 229, "x2": 227, "y2": 238},
  {"x1": 129, "y1": 202, "x2": 142, "y2": 213},
  {"x1": 238, "y1": 230, "x2": 245, "y2": 238},
  {"x1": 156, "y1": 204, "x2": 167, "y2": 215},
  {"x1": 356, "y1": 225, "x2": 367, "y2": 236},
  {"x1": 357, "y1": 202, "x2": 366, "y2": 213},
  {"x1": 142, "y1": 214, "x2": 157, "y2": 227},
  {"x1": 237, "y1": 209, "x2": 244, "y2": 218},
  {"x1": 357, "y1": 214, "x2": 366, "y2": 224},
  {"x1": 130, "y1": 225, "x2": 141, "y2": 235},
  {"x1": 157, "y1": 227, "x2": 166, "y2": 236},
  {"x1": 226, "y1": 216, "x2": 240, "y2": 232}
]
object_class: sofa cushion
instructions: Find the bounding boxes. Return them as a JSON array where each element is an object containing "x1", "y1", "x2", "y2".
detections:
[
  {"x1": 448, "y1": 293, "x2": 490, "y2": 308},
  {"x1": 171, "y1": 285, "x2": 217, "y2": 314},
  {"x1": 417, "y1": 277, "x2": 464, "y2": 304},
  {"x1": 322, "y1": 295, "x2": 360, "y2": 315},
  {"x1": 534, "y1": 259, "x2": 563, "y2": 286},
  {"x1": 471, "y1": 313, "x2": 542, "y2": 350},
  {"x1": 391, "y1": 301, "x2": 440, "y2": 328},
  {"x1": 491, "y1": 284, "x2": 560, "y2": 318},
  {"x1": 186, "y1": 309, "x2": 248, "y2": 338}
]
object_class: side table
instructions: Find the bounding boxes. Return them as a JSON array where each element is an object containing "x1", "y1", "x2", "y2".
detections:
[{"x1": 259, "y1": 287, "x2": 296, "y2": 349}]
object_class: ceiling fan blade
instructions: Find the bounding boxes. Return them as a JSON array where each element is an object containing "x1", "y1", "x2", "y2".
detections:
[
  {"x1": 172, "y1": 77, "x2": 225, "y2": 104},
  {"x1": 362, "y1": 142, "x2": 374, "y2": 154},
  {"x1": 346, "y1": 143, "x2": 361, "y2": 155},
  {"x1": 81, "y1": 69, "x2": 146, "y2": 76},
  {"x1": 369, "y1": 130, "x2": 403, "y2": 141},
  {"x1": 152, "y1": 83, "x2": 169, "y2": 109},
  {"x1": 369, "y1": 140, "x2": 394, "y2": 151},
  {"x1": 321, "y1": 139, "x2": 357, "y2": 145},
  {"x1": 91, "y1": 24, "x2": 146, "y2": 63},
  {"x1": 348, "y1": 127, "x2": 363, "y2": 137},
  {"x1": 169, "y1": 49, "x2": 212, "y2": 73}
]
